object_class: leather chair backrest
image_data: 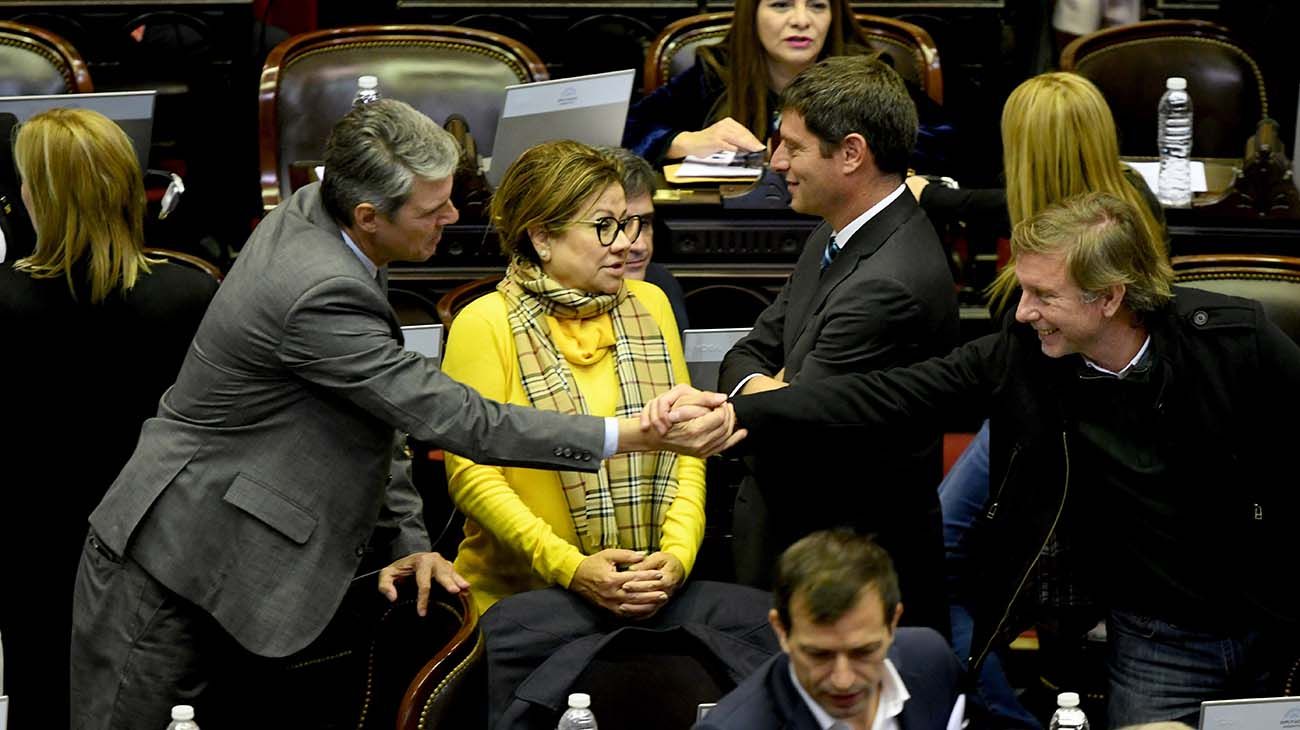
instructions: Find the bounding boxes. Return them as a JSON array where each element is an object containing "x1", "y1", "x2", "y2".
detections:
[
  {"x1": 1061, "y1": 20, "x2": 1266, "y2": 159},
  {"x1": 644, "y1": 13, "x2": 942, "y2": 106},
  {"x1": 1172, "y1": 254, "x2": 1300, "y2": 345},
  {"x1": 397, "y1": 594, "x2": 486, "y2": 730},
  {"x1": 0, "y1": 20, "x2": 93, "y2": 96},
  {"x1": 259, "y1": 26, "x2": 547, "y2": 211}
]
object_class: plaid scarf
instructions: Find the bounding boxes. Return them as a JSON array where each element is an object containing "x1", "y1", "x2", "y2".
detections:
[{"x1": 498, "y1": 258, "x2": 679, "y2": 554}]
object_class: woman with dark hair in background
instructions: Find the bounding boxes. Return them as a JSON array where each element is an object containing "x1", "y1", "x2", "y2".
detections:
[
  {"x1": 0, "y1": 107, "x2": 218, "y2": 726},
  {"x1": 624, "y1": 0, "x2": 950, "y2": 170}
]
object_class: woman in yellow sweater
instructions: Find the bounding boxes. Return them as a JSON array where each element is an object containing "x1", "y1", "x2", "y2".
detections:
[{"x1": 441, "y1": 140, "x2": 706, "y2": 618}]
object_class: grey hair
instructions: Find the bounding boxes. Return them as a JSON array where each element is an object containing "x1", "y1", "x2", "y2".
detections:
[
  {"x1": 321, "y1": 99, "x2": 460, "y2": 226},
  {"x1": 594, "y1": 145, "x2": 658, "y2": 199}
]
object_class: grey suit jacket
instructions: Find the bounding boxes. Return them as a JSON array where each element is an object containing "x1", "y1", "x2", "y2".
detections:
[
  {"x1": 716, "y1": 192, "x2": 957, "y2": 635},
  {"x1": 90, "y1": 184, "x2": 606, "y2": 657}
]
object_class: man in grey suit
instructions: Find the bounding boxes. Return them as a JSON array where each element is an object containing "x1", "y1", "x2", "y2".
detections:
[
  {"x1": 717, "y1": 56, "x2": 958, "y2": 635},
  {"x1": 69, "y1": 100, "x2": 738, "y2": 729}
]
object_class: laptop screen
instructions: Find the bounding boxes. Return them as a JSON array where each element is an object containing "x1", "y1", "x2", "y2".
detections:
[
  {"x1": 401, "y1": 323, "x2": 443, "y2": 364},
  {"x1": 681, "y1": 327, "x2": 752, "y2": 391},
  {"x1": 0, "y1": 90, "x2": 156, "y2": 169},
  {"x1": 1199, "y1": 696, "x2": 1300, "y2": 729},
  {"x1": 484, "y1": 69, "x2": 635, "y2": 187}
]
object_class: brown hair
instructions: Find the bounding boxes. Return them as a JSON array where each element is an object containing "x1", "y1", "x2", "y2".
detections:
[
  {"x1": 773, "y1": 530, "x2": 900, "y2": 630},
  {"x1": 699, "y1": 0, "x2": 873, "y2": 141},
  {"x1": 489, "y1": 140, "x2": 624, "y2": 264}
]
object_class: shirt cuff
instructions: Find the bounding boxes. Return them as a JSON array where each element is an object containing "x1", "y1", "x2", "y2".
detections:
[
  {"x1": 728, "y1": 373, "x2": 765, "y2": 399},
  {"x1": 602, "y1": 417, "x2": 620, "y2": 459}
]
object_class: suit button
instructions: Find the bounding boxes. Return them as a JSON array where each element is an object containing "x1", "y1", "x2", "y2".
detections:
[
  {"x1": 1192, "y1": 310, "x2": 1209, "y2": 326},
  {"x1": 385, "y1": 474, "x2": 393, "y2": 486},
  {"x1": 355, "y1": 544, "x2": 367, "y2": 558},
  {"x1": 554, "y1": 447, "x2": 565, "y2": 456},
  {"x1": 581, "y1": 452, "x2": 592, "y2": 461},
  {"x1": 562, "y1": 447, "x2": 573, "y2": 458}
]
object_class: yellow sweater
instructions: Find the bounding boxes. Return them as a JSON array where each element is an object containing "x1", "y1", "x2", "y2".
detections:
[{"x1": 441, "y1": 279, "x2": 706, "y2": 615}]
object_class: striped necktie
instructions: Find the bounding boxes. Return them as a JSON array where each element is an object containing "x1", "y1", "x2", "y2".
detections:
[{"x1": 820, "y1": 234, "x2": 840, "y2": 273}]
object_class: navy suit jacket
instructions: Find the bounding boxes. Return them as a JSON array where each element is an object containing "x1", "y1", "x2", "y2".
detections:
[{"x1": 695, "y1": 627, "x2": 963, "y2": 730}]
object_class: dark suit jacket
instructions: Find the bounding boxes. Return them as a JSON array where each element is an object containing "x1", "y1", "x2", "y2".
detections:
[
  {"x1": 695, "y1": 627, "x2": 964, "y2": 730},
  {"x1": 88, "y1": 183, "x2": 608, "y2": 658},
  {"x1": 0, "y1": 258, "x2": 217, "y2": 726},
  {"x1": 718, "y1": 191, "x2": 958, "y2": 635}
]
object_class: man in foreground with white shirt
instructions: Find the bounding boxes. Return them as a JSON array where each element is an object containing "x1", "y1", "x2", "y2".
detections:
[{"x1": 696, "y1": 530, "x2": 964, "y2": 730}]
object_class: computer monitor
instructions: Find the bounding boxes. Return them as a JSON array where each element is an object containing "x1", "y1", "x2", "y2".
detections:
[
  {"x1": 0, "y1": 90, "x2": 156, "y2": 169},
  {"x1": 401, "y1": 323, "x2": 443, "y2": 366},
  {"x1": 1199, "y1": 696, "x2": 1300, "y2": 729},
  {"x1": 484, "y1": 69, "x2": 635, "y2": 187},
  {"x1": 681, "y1": 327, "x2": 752, "y2": 391}
]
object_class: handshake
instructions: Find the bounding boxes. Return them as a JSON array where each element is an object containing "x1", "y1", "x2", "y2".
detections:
[{"x1": 619, "y1": 384, "x2": 746, "y2": 458}]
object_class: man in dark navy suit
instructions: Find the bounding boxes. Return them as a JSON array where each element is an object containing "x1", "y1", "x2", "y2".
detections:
[{"x1": 696, "y1": 531, "x2": 964, "y2": 730}]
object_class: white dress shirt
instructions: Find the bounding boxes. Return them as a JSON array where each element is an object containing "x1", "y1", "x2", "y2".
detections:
[{"x1": 787, "y1": 656, "x2": 965, "y2": 730}]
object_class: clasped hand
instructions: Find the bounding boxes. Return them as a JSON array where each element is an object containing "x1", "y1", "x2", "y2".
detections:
[
  {"x1": 633, "y1": 384, "x2": 747, "y2": 457},
  {"x1": 570, "y1": 548, "x2": 685, "y2": 619}
]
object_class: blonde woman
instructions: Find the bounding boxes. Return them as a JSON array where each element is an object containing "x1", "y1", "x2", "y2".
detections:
[
  {"x1": 919, "y1": 71, "x2": 1170, "y2": 730},
  {"x1": 440, "y1": 140, "x2": 774, "y2": 728},
  {"x1": 0, "y1": 107, "x2": 217, "y2": 726}
]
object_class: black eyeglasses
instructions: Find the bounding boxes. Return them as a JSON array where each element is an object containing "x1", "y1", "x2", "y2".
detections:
[{"x1": 570, "y1": 215, "x2": 643, "y2": 246}]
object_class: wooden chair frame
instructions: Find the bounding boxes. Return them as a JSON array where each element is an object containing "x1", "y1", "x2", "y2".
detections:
[
  {"x1": 642, "y1": 12, "x2": 943, "y2": 106},
  {"x1": 396, "y1": 591, "x2": 483, "y2": 730},
  {"x1": 258, "y1": 25, "x2": 548, "y2": 212},
  {"x1": 436, "y1": 274, "x2": 504, "y2": 330},
  {"x1": 0, "y1": 19, "x2": 93, "y2": 93},
  {"x1": 144, "y1": 247, "x2": 223, "y2": 282}
]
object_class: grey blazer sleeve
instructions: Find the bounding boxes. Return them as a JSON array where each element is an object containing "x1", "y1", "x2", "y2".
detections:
[{"x1": 278, "y1": 274, "x2": 606, "y2": 471}]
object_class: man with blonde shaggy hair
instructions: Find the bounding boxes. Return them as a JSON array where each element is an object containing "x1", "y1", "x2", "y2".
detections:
[{"x1": 691, "y1": 191, "x2": 1300, "y2": 726}]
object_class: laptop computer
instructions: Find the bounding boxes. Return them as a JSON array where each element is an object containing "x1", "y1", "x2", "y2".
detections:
[
  {"x1": 483, "y1": 69, "x2": 635, "y2": 187},
  {"x1": 0, "y1": 90, "x2": 156, "y2": 169},
  {"x1": 401, "y1": 323, "x2": 443, "y2": 365},
  {"x1": 682, "y1": 327, "x2": 752, "y2": 391},
  {"x1": 1199, "y1": 696, "x2": 1300, "y2": 729}
]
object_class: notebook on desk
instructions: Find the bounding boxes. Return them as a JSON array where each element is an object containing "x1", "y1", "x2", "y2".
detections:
[
  {"x1": 482, "y1": 69, "x2": 635, "y2": 187},
  {"x1": 1198, "y1": 696, "x2": 1300, "y2": 729},
  {"x1": 682, "y1": 327, "x2": 752, "y2": 391},
  {"x1": 0, "y1": 90, "x2": 156, "y2": 169}
]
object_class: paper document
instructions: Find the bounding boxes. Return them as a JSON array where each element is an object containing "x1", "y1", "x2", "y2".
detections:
[
  {"x1": 676, "y1": 150, "x2": 763, "y2": 179},
  {"x1": 1122, "y1": 160, "x2": 1208, "y2": 195}
]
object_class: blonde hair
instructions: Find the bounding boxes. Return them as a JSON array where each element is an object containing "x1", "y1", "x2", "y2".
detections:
[
  {"x1": 990, "y1": 72, "x2": 1166, "y2": 308},
  {"x1": 14, "y1": 107, "x2": 149, "y2": 303},
  {"x1": 489, "y1": 140, "x2": 623, "y2": 264},
  {"x1": 1011, "y1": 192, "x2": 1173, "y2": 314}
]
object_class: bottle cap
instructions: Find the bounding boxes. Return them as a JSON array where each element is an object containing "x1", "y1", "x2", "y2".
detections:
[
  {"x1": 358, "y1": 75, "x2": 379, "y2": 90},
  {"x1": 1057, "y1": 691, "x2": 1080, "y2": 708},
  {"x1": 568, "y1": 692, "x2": 591, "y2": 709},
  {"x1": 1166, "y1": 77, "x2": 1187, "y2": 91},
  {"x1": 171, "y1": 705, "x2": 195, "y2": 721}
]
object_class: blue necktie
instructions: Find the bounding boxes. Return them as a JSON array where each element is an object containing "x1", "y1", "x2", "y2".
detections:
[{"x1": 820, "y1": 234, "x2": 840, "y2": 273}]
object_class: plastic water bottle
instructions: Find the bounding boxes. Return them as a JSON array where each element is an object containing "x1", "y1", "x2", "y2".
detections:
[
  {"x1": 353, "y1": 75, "x2": 381, "y2": 107},
  {"x1": 1048, "y1": 691, "x2": 1089, "y2": 730},
  {"x1": 556, "y1": 692, "x2": 598, "y2": 729},
  {"x1": 166, "y1": 704, "x2": 200, "y2": 730},
  {"x1": 1156, "y1": 76, "x2": 1194, "y2": 207}
]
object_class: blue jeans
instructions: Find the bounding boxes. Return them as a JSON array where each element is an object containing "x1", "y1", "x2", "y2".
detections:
[
  {"x1": 938, "y1": 422, "x2": 1042, "y2": 729},
  {"x1": 1107, "y1": 609, "x2": 1274, "y2": 727}
]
